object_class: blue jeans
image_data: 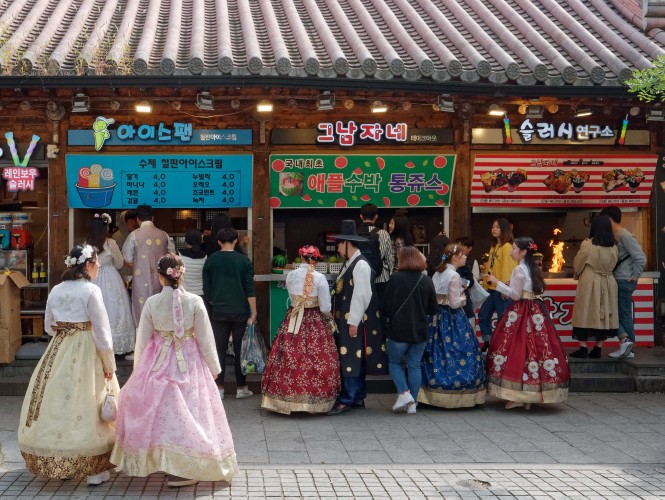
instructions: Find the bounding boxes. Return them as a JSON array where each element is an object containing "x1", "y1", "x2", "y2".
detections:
[
  {"x1": 338, "y1": 371, "x2": 366, "y2": 405},
  {"x1": 387, "y1": 340, "x2": 427, "y2": 402},
  {"x1": 617, "y1": 279, "x2": 637, "y2": 342},
  {"x1": 478, "y1": 289, "x2": 510, "y2": 342}
]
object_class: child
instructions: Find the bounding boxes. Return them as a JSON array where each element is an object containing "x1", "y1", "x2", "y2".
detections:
[
  {"x1": 111, "y1": 254, "x2": 237, "y2": 487},
  {"x1": 485, "y1": 237, "x2": 569, "y2": 409},
  {"x1": 261, "y1": 245, "x2": 340, "y2": 414},
  {"x1": 419, "y1": 243, "x2": 486, "y2": 408}
]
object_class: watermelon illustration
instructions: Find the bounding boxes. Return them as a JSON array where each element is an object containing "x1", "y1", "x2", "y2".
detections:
[{"x1": 279, "y1": 172, "x2": 304, "y2": 196}]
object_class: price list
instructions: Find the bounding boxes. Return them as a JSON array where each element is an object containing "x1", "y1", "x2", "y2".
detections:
[{"x1": 122, "y1": 170, "x2": 242, "y2": 207}]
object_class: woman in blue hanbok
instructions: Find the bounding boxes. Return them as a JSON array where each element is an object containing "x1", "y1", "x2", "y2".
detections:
[{"x1": 419, "y1": 243, "x2": 486, "y2": 408}]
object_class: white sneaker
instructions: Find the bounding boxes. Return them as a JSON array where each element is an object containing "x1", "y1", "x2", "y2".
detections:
[
  {"x1": 627, "y1": 352, "x2": 635, "y2": 358},
  {"x1": 86, "y1": 470, "x2": 111, "y2": 485},
  {"x1": 219, "y1": 388, "x2": 225, "y2": 399},
  {"x1": 406, "y1": 404, "x2": 417, "y2": 415},
  {"x1": 124, "y1": 353, "x2": 134, "y2": 361},
  {"x1": 609, "y1": 341, "x2": 634, "y2": 358},
  {"x1": 236, "y1": 387, "x2": 253, "y2": 399},
  {"x1": 392, "y1": 392, "x2": 415, "y2": 412}
]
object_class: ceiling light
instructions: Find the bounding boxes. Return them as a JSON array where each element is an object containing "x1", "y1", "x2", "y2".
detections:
[
  {"x1": 20, "y1": 101, "x2": 30, "y2": 111},
  {"x1": 317, "y1": 92, "x2": 335, "y2": 111},
  {"x1": 135, "y1": 101, "x2": 152, "y2": 113},
  {"x1": 526, "y1": 105, "x2": 544, "y2": 119},
  {"x1": 343, "y1": 99, "x2": 354, "y2": 110},
  {"x1": 170, "y1": 101, "x2": 181, "y2": 111},
  {"x1": 629, "y1": 106, "x2": 640, "y2": 117},
  {"x1": 196, "y1": 91, "x2": 214, "y2": 111},
  {"x1": 370, "y1": 101, "x2": 388, "y2": 113},
  {"x1": 71, "y1": 93, "x2": 90, "y2": 113},
  {"x1": 518, "y1": 104, "x2": 528, "y2": 115},
  {"x1": 547, "y1": 103, "x2": 559, "y2": 114},
  {"x1": 436, "y1": 96, "x2": 455, "y2": 113},
  {"x1": 256, "y1": 100, "x2": 273, "y2": 113},
  {"x1": 646, "y1": 109, "x2": 665, "y2": 122},
  {"x1": 574, "y1": 107, "x2": 593, "y2": 118},
  {"x1": 488, "y1": 104, "x2": 505, "y2": 116},
  {"x1": 110, "y1": 100, "x2": 120, "y2": 111}
]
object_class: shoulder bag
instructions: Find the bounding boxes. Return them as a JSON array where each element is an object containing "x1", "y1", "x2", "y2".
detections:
[{"x1": 385, "y1": 274, "x2": 424, "y2": 326}]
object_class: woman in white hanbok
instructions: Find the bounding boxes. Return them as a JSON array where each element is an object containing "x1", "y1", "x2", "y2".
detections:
[
  {"x1": 18, "y1": 245, "x2": 119, "y2": 485},
  {"x1": 86, "y1": 213, "x2": 136, "y2": 357}
]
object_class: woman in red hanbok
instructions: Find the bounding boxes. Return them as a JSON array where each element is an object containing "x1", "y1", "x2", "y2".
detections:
[
  {"x1": 261, "y1": 245, "x2": 340, "y2": 414},
  {"x1": 485, "y1": 237, "x2": 569, "y2": 409}
]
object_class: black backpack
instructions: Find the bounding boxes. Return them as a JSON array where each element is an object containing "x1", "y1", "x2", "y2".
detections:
[{"x1": 357, "y1": 225, "x2": 383, "y2": 280}]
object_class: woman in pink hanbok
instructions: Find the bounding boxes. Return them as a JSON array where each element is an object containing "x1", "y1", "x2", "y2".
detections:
[{"x1": 111, "y1": 254, "x2": 237, "y2": 487}]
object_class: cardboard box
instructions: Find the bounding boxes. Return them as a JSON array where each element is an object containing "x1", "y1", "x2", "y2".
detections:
[{"x1": 0, "y1": 271, "x2": 29, "y2": 363}]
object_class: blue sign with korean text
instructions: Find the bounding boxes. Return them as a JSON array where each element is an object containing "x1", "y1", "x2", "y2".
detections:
[
  {"x1": 66, "y1": 154, "x2": 252, "y2": 209},
  {"x1": 68, "y1": 122, "x2": 252, "y2": 148}
]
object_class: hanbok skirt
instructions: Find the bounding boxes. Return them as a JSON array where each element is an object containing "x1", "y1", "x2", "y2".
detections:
[
  {"x1": 419, "y1": 306, "x2": 486, "y2": 408},
  {"x1": 93, "y1": 265, "x2": 136, "y2": 355},
  {"x1": 261, "y1": 307, "x2": 340, "y2": 414},
  {"x1": 110, "y1": 332, "x2": 238, "y2": 481},
  {"x1": 487, "y1": 299, "x2": 569, "y2": 404},
  {"x1": 18, "y1": 323, "x2": 119, "y2": 479}
]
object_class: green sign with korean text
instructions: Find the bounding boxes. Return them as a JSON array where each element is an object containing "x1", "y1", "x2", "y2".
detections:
[{"x1": 269, "y1": 154, "x2": 456, "y2": 208}]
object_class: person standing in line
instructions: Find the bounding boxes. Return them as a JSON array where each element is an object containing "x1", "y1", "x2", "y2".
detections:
[
  {"x1": 18, "y1": 245, "x2": 118, "y2": 485},
  {"x1": 388, "y1": 215, "x2": 414, "y2": 272},
  {"x1": 358, "y1": 203, "x2": 394, "y2": 300},
  {"x1": 456, "y1": 236, "x2": 480, "y2": 331},
  {"x1": 381, "y1": 246, "x2": 437, "y2": 415},
  {"x1": 111, "y1": 254, "x2": 238, "y2": 487},
  {"x1": 203, "y1": 227, "x2": 256, "y2": 400},
  {"x1": 486, "y1": 237, "x2": 569, "y2": 409},
  {"x1": 478, "y1": 218, "x2": 516, "y2": 351},
  {"x1": 419, "y1": 244, "x2": 486, "y2": 408},
  {"x1": 570, "y1": 216, "x2": 619, "y2": 359},
  {"x1": 261, "y1": 245, "x2": 340, "y2": 414},
  {"x1": 122, "y1": 205, "x2": 175, "y2": 326},
  {"x1": 600, "y1": 206, "x2": 646, "y2": 359},
  {"x1": 86, "y1": 212, "x2": 136, "y2": 359},
  {"x1": 327, "y1": 220, "x2": 387, "y2": 415},
  {"x1": 112, "y1": 210, "x2": 138, "y2": 287},
  {"x1": 426, "y1": 229, "x2": 450, "y2": 277},
  {"x1": 178, "y1": 229, "x2": 207, "y2": 297}
]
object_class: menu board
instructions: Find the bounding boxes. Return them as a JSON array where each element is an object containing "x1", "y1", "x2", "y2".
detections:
[
  {"x1": 471, "y1": 153, "x2": 658, "y2": 208},
  {"x1": 269, "y1": 154, "x2": 456, "y2": 208},
  {"x1": 66, "y1": 154, "x2": 252, "y2": 209}
]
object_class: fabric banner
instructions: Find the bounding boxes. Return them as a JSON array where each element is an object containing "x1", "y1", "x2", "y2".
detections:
[
  {"x1": 269, "y1": 154, "x2": 456, "y2": 208},
  {"x1": 471, "y1": 153, "x2": 658, "y2": 208}
]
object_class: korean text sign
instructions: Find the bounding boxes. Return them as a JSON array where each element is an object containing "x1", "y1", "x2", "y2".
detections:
[
  {"x1": 471, "y1": 153, "x2": 658, "y2": 208},
  {"x1": 66, "y1": 154, "x2": 252, "y2": 209},
  {"x1": 269, "y1": 154, "x2": 455, "y2": 208}
]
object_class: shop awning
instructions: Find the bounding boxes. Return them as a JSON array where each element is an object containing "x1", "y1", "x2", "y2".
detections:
[{"x1": 0, "y1": 0, "x2": 662, "y2": 88}]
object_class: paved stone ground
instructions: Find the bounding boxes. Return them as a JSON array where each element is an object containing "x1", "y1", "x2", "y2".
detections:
[{"x1": 2, "y1": 393, "x2": 665, "y2": 498}]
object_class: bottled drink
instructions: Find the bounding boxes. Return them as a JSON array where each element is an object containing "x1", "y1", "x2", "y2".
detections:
[
  {"x1": 39, "y1": 262, "x2": 46, "y2": 283},
  {"x1": 31, "y1": 262, "x2": 38, "y2": 282}
]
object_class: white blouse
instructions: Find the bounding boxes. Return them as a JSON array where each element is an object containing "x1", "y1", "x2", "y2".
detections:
[
  {"x1": 337, "y1": 250, "x2": 373, "y2": 326},
  {"x1": 496, "y1": 261, "x2": 533, "y2": 300},
  {"x1": 285, "y1": 264, "x2": 332, "y2": 314},
  {"x1": 44, "y1": 279, "x2": 115, "y2": 372},
  {"x1": 134, "y1": 286, "x2": 221, "y2": 376},
  {"x1": 432, "y1": 265, "x2": 463, "y2": 309}
]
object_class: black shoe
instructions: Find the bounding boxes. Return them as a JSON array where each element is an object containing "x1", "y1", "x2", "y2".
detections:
[
  {"x1": 589, "y1": 347, "x2": 602, "y2": 359},
  {"x1": 326, "y1": 404, "x2": 351, "y2": 416},
  {"x1": 481, "y1": 343, "x2": 489, "y2": 353},
  {"x1": 351, "y1": 400, "x2": 365, "y2": 409},
  {"x1": 569, "y1": 348, "x2": 588, "y2": 359}
]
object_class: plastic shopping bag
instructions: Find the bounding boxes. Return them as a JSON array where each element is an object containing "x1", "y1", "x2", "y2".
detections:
[
  {"x1": 468, "y1": 278, "x2": 490, "y2": 309},
  {"x1": 240, "y1": 323, "x2": 267, "y2": 375}
]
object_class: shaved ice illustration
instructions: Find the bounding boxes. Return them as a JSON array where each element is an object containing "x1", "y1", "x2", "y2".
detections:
[{"x1": 76, "y1": 164, "x2": 116, "y2": 207}]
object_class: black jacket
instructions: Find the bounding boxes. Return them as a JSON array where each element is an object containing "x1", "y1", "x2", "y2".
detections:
[{"x1": 381, "y1": 271, "x2": 437, "y2": 344}]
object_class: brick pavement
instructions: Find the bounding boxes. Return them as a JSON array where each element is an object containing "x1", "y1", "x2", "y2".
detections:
[{"x1": 2, "y1": 393, "x2": 665, "y2": 498}]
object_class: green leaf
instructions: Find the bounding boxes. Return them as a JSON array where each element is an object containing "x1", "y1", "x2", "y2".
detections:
[
  {"x1": 317, "y1": 199, "x2": 323, "y2": 205},
  {"x1": 422, "y1": 160, "x2": 429, "y2": 167},
  {"x1": 428, "y1": 194, "x2": 434, "y2": 199},
  {"x1": 364, "y1": 161, "x2": 370, "y2": 167},
  {"x1": 352, "y1": 195, "x2": 358, "y2": 201}
]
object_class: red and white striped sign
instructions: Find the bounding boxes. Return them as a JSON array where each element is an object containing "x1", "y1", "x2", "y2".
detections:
[
  {"x1": 475, "y1": 278, "x2": 655, "y2": 347},
  {"x1": 471, "y1": 153, "x2": 658, "y2": 208}
]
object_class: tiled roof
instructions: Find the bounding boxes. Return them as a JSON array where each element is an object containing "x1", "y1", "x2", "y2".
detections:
[{"x1": 0, "y1": 0, "x2": 663, "y2": 87}]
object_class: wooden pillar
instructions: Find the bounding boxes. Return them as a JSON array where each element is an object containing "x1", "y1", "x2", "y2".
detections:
[
  {"x1": 252, "y1": 121, "x2": 271, "y2": 338},
  {"x1": 48, "y1": 118, "x2": 69, "y2": 285},
  {"x1": 450, "y1": 117, "x2": 471, "y2": 238}
]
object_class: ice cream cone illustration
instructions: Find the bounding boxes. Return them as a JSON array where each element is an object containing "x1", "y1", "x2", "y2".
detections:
[{"x1": 93, "y1": 116, "x2": 115, "y2": 151}]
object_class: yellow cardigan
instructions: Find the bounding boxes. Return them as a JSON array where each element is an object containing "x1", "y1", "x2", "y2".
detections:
[{"x1": 484, "y1": 242, "x2": 516, "y2": 291}]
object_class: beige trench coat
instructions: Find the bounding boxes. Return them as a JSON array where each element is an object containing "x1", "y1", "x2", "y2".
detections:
[{"x1": 571, "y1": 239, "x2": 619, "y2": 330}]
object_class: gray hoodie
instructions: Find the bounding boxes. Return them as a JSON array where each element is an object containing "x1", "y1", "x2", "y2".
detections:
[{"x1": 614, "y1": 228, "x2": 646, "y2": 281}]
